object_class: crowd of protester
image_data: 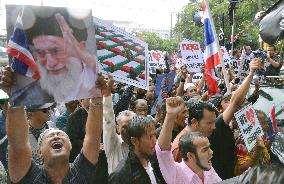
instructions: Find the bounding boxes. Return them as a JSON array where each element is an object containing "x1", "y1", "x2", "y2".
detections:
[{"x1": 0, "y1": 44, "x2": 283, "y2": 184}]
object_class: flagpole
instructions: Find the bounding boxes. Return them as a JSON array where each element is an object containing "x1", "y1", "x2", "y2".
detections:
[{"x1": 204, "y1": 0, "x2": 231, "y2": 94}]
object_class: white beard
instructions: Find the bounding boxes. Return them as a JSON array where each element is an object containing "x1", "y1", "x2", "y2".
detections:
[{"x1": 38, "y1": 58, "x2": 83, "y2": 102}]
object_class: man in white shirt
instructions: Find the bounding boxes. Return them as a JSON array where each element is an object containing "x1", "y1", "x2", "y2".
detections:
[{"x1": 102, "y1": 75, "x2": 136, "y2": 174}]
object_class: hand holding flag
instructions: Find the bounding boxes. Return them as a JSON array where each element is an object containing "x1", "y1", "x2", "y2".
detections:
[{"x1": 7, "y1": 10, "x2": 41, "y2": 80}]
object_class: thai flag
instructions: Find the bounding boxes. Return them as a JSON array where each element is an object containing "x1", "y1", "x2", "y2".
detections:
[
  {"x1": 267, "y1": 105, "x2": 277, "y2": 140},
  {"x1": 202, "y1": 0, "x2": 220, "y2": 96},
  {"x1": 7, "y1": 12, "x2": 41, "y2": 80}
]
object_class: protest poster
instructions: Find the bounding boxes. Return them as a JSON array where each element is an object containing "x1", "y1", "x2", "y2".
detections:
[
  {"x1": 231, "y1": 58, "x2": 241, "y2": 78},
  {"x1": 148, "y1": 50, "x2": 166, "y2": 74},
  {"x1": 237, "y1": 53, "x2": 254, "y2": 82},
  {"x1": 150, "y1": 71, "x2": 175, "y2": 115},
  {"x1": 179, "y1": 40, "x2": 204, "y2": 73},
  {"x1": 192, "y1": 73, "x2": 203, "y2": 83},
  {"x1": 175, "y1": 58, "x2": 186, "y2": 71},
  {"x1": 234, "y1": 103, "x2": 264, "y2": 152},
  {"x1": 214, "y1": 47, "x2": 232, "y2": 79},
  {"x1": 6, "y1": 5, "x2": 97, "y2": 106},
  {"x1": 221, "y1": 46, "x2": 232, "y2": 68},
  {"x1": 94, "y1": 17, "x2": 149, "y2": 90}
]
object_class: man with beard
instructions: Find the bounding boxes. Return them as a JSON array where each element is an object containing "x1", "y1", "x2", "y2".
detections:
[
  {"x1": 171, "y1": 58, "x2": 262, "y2": 179},
  {"x1": 6, "y1": 74, "x2": 107, "y2": 183},
  {"x1": 6, "y1": 6, "x2": 97, "y2": 105},
  {"x1": 109, "y1": 115, "x2": 164, "y2": 184},
  {"x1": 156, "y1": 96, "x2": 221, "y2": 184}
]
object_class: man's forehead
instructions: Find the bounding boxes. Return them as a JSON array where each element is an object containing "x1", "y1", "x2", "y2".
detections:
[
  {"x1": 193, "y1": 137, "x2": 209, "y2": 148},
  {"x1": 143, "y1": 124, "x2": 156, "y2": 134},
  {"x1": 32, "y1": 35, "x2": 64, "y2": 47},
  {"x1": 120, "y1": 115, "x2": 133, "y2": 123},
  {"x1": 202, "y1": 109, "x2": 216, "y2": 118},
  {"x1": 44, "y1": 129, "x2": 66, "y2": 137},
  {"x1": 136, "y1": 101, "x2": 147, "y2": 107}
]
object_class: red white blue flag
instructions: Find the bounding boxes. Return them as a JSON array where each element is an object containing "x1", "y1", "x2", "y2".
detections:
[
  {"x1": 268, "y1": 104, "x2": 277, "y2": 140},
  {"x1": 202, "y1": 0, "x2": 220, "y2": 96},
  {"x1": 7, "y1": 12, "x2": 40, "y2": 80}
]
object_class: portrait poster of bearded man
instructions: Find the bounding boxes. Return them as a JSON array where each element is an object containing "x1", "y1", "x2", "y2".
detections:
[{"x1": 6, "y1": 5, "x2": 98, "y2": 106}]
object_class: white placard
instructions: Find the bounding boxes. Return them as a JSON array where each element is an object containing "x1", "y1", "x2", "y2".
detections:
[
  {"x1": 234, "y1": 103, "x2": 264, "y2": 152},
  {"x1": 180, "y1": 40, "x2": 204, "y2": 73},
  {"x1": 148, "y1": 50, "x2": 165, "y2": 74}
]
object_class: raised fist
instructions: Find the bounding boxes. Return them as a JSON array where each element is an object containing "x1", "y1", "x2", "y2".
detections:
[{"x1": 166, "y1": 96, "x2": 185, "y2": 116}]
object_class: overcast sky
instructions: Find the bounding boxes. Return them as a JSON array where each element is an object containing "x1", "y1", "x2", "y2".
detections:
[{"x1": 1, "y1": 0, "x2": 190, "y2": 30}]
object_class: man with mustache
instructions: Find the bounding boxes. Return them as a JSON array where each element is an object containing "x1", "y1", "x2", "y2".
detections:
[
  {"x1": 6, "y1": 6, "x2": 97, "y2": 105},
  {"x1": 156, "y1": 96, "x2": 221, "y2": 184}
]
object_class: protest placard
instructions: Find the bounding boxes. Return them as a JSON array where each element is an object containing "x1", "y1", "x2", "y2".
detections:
[
  {"x1": 221, "y1": 46, "x2": 232, "y2": 68},
  {"x1": 6, "y1": 5, "x2": 97, "y2": 106},
  {"x1": 179, "y1": 40, "x2": 204, "y2": 73},
  {"x1": 192, "y1": 73, "x2": 203, "y2": 83},
  {"x1": 234, "y1": 103, "x2": 264, "y2": 152},
  {"x1": 231, "y1": 58, "x2": 241, "y2": 78},
  {"x1": 214, "y1": 47, "x2": 232, "y2": 79},
  {"x1": 150, "y1": 71, "x2": 175, "y2": 115},
  {"x1": 148, "y1": 50, "x2": 166, "y2": 74},
  {"x1": 237, "y1": 54, "x2": 253, "y2": 82},
  {"x1": 94, "y1": 17, "x2": 149, "y2": 90}
]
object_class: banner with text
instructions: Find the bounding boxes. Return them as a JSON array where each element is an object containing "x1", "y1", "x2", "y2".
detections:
[
  {"x1": 180, "y1": 40, "x2": 204, "y2": 73},
  {"x1": 148, "y1": 50, "x2": 166, "y2": 74},
  {"x1": 234, "y1": 103, "x2": 264, "y2": 152}
]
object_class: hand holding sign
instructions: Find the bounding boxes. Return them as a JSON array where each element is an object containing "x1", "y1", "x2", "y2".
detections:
[
  {"x1": 249, "y1": 58, "x2": 261, "y2": 75},
  {"x1": 234, "y1": 103, "x2": 264, "y2": 152}
]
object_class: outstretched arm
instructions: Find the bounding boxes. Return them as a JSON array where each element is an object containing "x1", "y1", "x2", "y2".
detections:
[
  {"x1": 82, "y1": 74, "x2": 108, "y2": 165},
  {"x1": 158, "y1": 96, "x2": 185, "y2": 151},
  {"x1": 7, "y1": 107, "x2": 32, "y2": 183},
  {"x1": 1, "y1": 66, "x2": 32, "y2": 183},
  {"x1": 102, "y1": 75, "x2": 119, "y2": 156},
  {"x1": 223, "y1": 58, "x2": 261, "y2": 124}
]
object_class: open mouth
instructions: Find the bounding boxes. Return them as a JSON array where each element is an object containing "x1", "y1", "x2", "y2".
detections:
[
  {"x1": 48, "y1": 67, "x2": 66, "y2": 75},
  {"x1": 51, "y1": 142, "x2": 63, "y2": 150},
  {"x1": 208, "y1": 158, "x2": 212, "y2": 164}
]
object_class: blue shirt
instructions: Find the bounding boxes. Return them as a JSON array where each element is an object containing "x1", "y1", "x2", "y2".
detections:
[{"x1": 0, "y1": 110, "x2": 7, "y2": 170}]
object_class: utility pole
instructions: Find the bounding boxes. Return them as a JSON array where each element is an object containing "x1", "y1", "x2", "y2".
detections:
[
  {"x1": 170, "y1": 12, "x2": 173, "y2": 39},
  {"x1": 257, "y1": 0, "x2": 262, "y2": 11},
  {"x1": 229, "y1": 0, "x2": 239, "y2": 55}
]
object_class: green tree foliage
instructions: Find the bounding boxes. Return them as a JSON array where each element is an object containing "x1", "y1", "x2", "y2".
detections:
[
  {"x1": 139, "y1": 32, "x2": 179, "y2": 53},
  {"x1": 173, "y1": 0, "x2": 279, "y2": 50}
]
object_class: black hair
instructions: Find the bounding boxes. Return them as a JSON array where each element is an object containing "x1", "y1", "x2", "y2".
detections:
[
  {"x1": 22, "y1": 6, "x2": 90, "y2": 46},
  {"x1": 127, "y1": 116, "x2": 155, "y2": 147},
  {"x1": 179, "y1": 131, "x2": 206, "y2": 161},
  {"x1": 268, "y1": 45, "x2": 276, "y2": 51},
  {"x1": 186, "y1": 100, "x2": 217, "y2": 125}
]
